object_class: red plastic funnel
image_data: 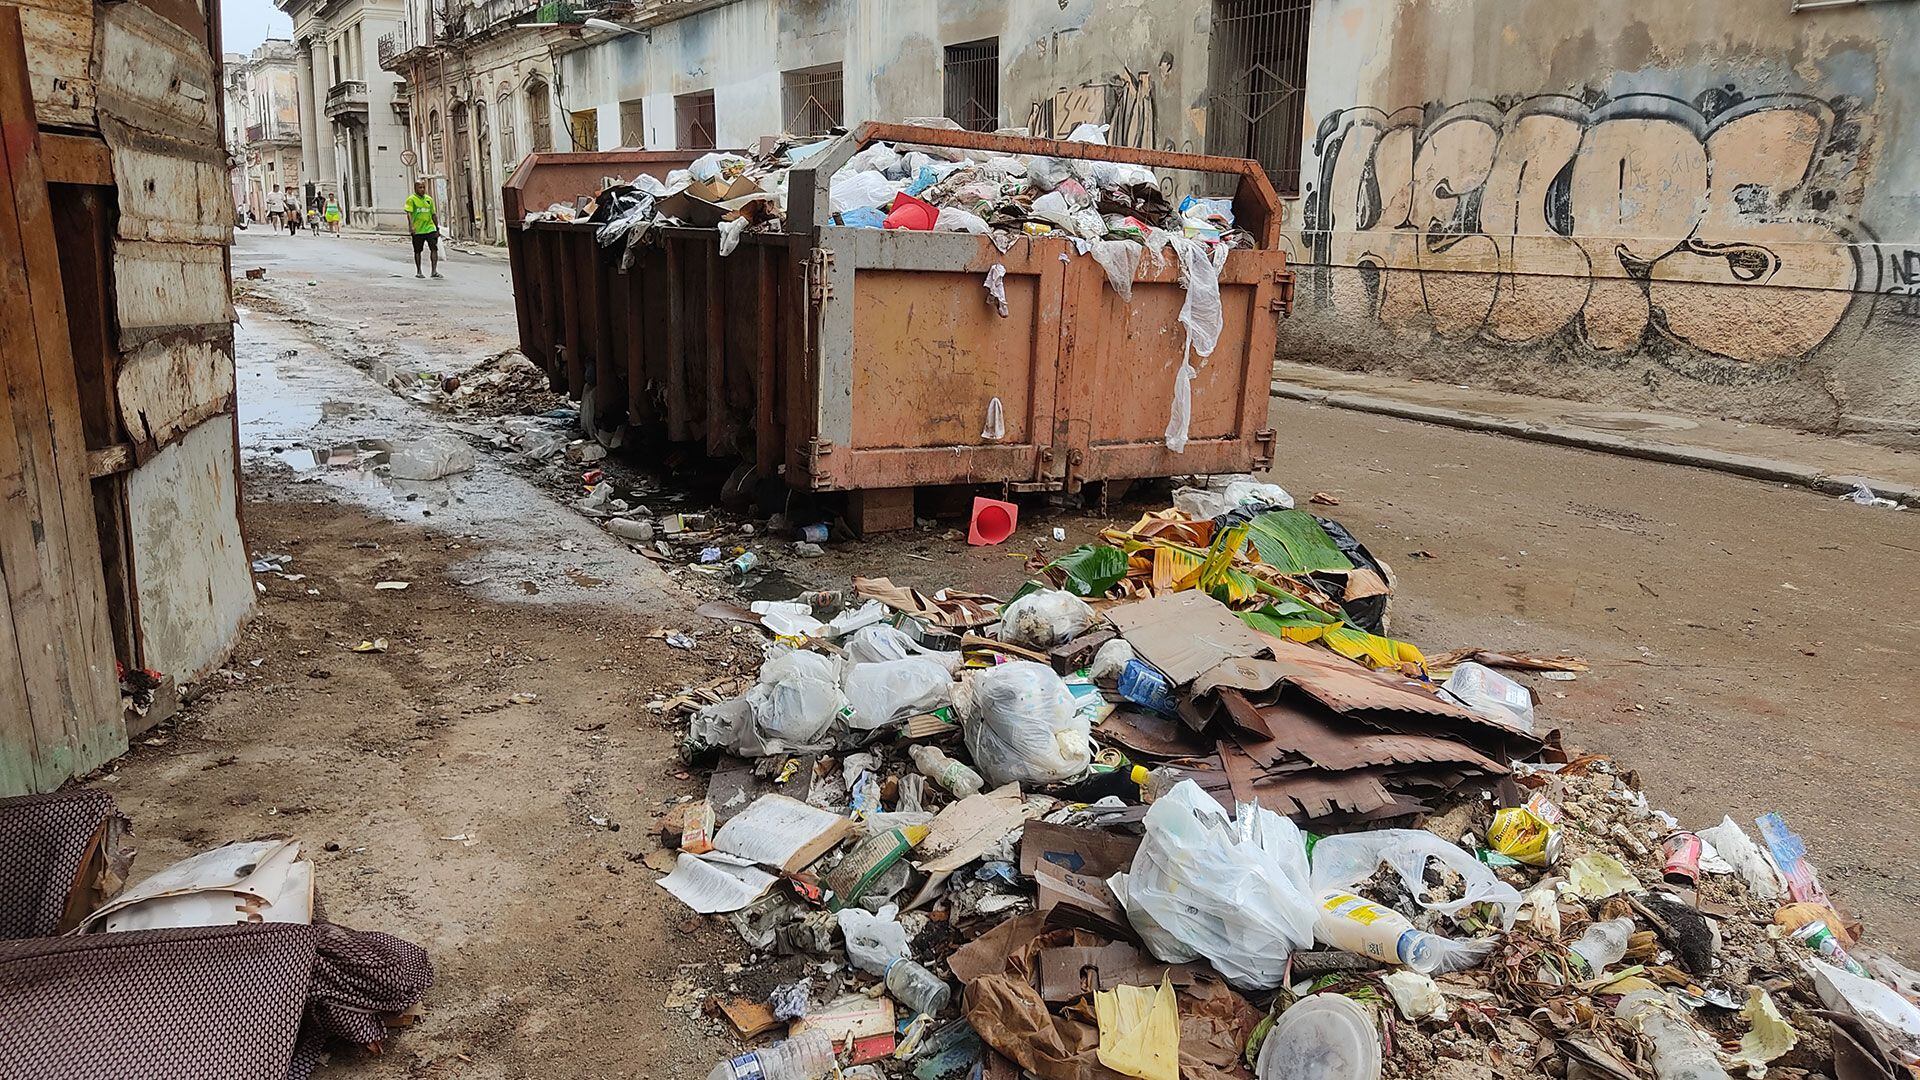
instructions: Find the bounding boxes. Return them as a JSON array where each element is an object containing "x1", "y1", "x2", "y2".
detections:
[{"x1": 968, "y1": 496, "x2": 1018, "y2": 546}]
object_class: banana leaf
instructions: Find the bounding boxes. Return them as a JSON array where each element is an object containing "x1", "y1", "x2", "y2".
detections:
[
  {"x1": 1193, "y1": 523, "x2": 1261, "y2": 605},
  {"x1": 1046, "y1": 544, "x2": 1130, "y2": 597},
  {"x1": 1246, "y1": 510, "x2": 1353, "y2": 574}
]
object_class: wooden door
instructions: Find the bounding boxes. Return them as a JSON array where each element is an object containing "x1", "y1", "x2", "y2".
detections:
[{"x1": 0, "y1": 5, "x2": 125, "y2": 795}]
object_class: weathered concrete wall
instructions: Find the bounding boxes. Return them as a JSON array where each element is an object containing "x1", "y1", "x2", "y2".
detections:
[
  {"x1": 1280, "y1": 0, "x2": 1920, "y2": 442},
  {"x1": 557, "y1": 0, "x2": 1214, "y2": 163}
]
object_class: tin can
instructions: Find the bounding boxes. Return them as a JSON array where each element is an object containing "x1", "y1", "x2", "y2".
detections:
[
  {"x1": 1662, "y1": 831, "x2": 1703, "y2": 886},
  {"x1": 1790, "y1": 920, "x2": 1871, "y2": 977},
  {"x1": 799, "y1": 523, "x2": 831, "y2": 543}
]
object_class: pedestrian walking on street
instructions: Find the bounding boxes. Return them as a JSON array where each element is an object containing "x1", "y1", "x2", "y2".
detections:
[
  {"x1": 284, "y1": 187, "x2": 302, "y2": 235},
  {"x1": 264, "y1": 187, "x2": 284, "y2": 229},
  {"x1": 405, "y1": 178, "x2": 442, "y2": 278},
  {"x1": 323, "y1": 193, "x2": 342, "y2": 236}
]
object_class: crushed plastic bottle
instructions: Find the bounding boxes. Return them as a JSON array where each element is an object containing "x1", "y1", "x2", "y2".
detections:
[
  {"x1": 908, "y1": 744, "x2": 984, "y2": 798},
  {"x1": 704, "y1": 1028, "x2": 835, "y2": 1080},
  {"x1": 1568, "y1": 917, "x2": 1636, "y2": 976},
  {"x1": 1313, "y1": 891, "x2": 1488, "y2": 975},
  {"x1": 1615, "y1": 989, "x2": 1731, "y2": 1080}
]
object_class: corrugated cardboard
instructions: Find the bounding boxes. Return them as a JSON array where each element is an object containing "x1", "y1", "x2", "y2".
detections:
[{"x1": 1105, "y1": 591, "x2": 1271, "y2": 685}]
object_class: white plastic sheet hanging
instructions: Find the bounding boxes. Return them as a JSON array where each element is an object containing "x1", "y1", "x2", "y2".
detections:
[
  {"x1": 1088, "y1": 239, "x2": 1144, "y2": 301},
  {"x1": 1162, "y1": 238, "x2": 1230, "y2": 452},
  {"x1": 981, "y1": 397, "x2": 1005, "y2": 440},
  {"x1": 716, "y1": 217, "x2": 748, "y2": 256},
  {"x1": 983, "y1": 264, "x2": 1009, "y2": 318}
]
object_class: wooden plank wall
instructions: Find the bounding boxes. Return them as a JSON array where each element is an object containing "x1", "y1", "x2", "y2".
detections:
[
  {"x1": 0, "y1": 5, "x2": 125, "y2": 794},
  {"x1": 94, "y1": 0, "x2": 252, "y2": 682}
]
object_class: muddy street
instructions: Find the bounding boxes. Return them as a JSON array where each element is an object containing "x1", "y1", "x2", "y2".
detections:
[{"x1": 94, "y1": 230, "x2": 1916, "y2": 1077}]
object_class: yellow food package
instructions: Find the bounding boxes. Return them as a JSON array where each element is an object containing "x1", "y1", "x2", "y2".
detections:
[{"x1": 1488, "y1": 806, "x2": 1561, "y2": 866}]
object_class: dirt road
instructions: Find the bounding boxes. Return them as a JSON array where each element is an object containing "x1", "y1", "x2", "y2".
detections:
[{"x1": 96, "y1": 231, "x2": 1913, "y2": 1075}]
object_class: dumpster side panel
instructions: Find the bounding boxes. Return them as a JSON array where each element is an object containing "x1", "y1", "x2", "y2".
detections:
[
  {"x1": 1068, "y1": 250, "x2": 1286, "y2": 482},
  {"x1": 798, "y1": 229, "x2": 1060, "y2": 491}
]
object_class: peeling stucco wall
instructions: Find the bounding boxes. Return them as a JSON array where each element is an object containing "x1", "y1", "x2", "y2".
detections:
[
  {"x1": 556, "y1": 0, "x2": 1215, "y2": 165},
  {"x1": 1281, "y1": 0, "x2": 1920, "y2": 442}
]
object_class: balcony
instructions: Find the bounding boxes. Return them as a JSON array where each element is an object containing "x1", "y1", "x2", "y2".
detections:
[
  {"x1": 325, "y1": 80, "x2": 368, "y2": 118},
  {"x1": 377, "y1": 32, "x2": 395, "y2": 68},
  {"x1": 245, "y1": 122, "x2": 264, "y2": 142}
]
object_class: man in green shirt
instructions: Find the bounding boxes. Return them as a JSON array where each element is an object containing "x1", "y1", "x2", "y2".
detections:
[{"x1": 404, "y1": 178, "x2": 442, "y2": 279}]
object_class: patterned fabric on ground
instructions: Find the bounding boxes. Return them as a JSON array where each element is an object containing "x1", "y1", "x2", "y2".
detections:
[{"x1": 0, "y1": 789, "x2": 128, "y2": 940}]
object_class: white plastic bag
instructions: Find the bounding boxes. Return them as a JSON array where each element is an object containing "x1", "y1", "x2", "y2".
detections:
[
  {"x1": 846, "y1": 143, "x2": 902, "y2": 177},
  {"x1": 996, "y1": 589, "x2": 1094, "y2": 649},
  {"x1": 842, "y1": 658, "x2": 954, "y2": 731},
  {"x1": 959, "y1": 661, "x2": 1090, "y2": 787},
  {"x1": 1030, "y1": 190, "x2": 1079, "y2": 230},
  {"x1": 1440, "y1": 662, "x2": 1536, "y2": 735},
  {"x1": 829, "y1": 169, "x2": 905, "y2": 215},
  {"x1": 981, "y1": 396, "x2": 1006, "y2": 439},
  {"x1": 690, "y1": 648, "x2": 848, "y2": 756},
  {"x1": 1173, "y1": 236, "x2": 1228, "y2": 358},
  {"x1": 716, "y1": 216, "x2": 748, "y2": 256},
  {"x1": 847, "y1": 624, "x2": 933, "y2": 665},
  {"x1": 1308, "y1": 829, "x2": 1526, "y2": 928},
  {"x1": 1698, "y1": 816, "x2": 1783, "y2": 900},
  {"x1": 839, "y1": 903, "x2": 910, "y2": 976},
  {"x1": 936, "y1": 207, "x2": 989, "y2": 234},
  {"x1": 1163, "y1": 356, "x2": 1197, "y2": 454},
  {"x1": 1089, "y1": 638, "x2": 1135, "y2": 680},
  {"x1": 1088, "y1": 239, "x2": 1144, "y2": 300},
  {"x1": 1109, "y1": 780, "x2": 1319, "y2": 989},
  {"x1": 1172, "y1": 478, "x2": 1296, "y2": 517},
  {"x1": 688, "y1": 151, "x2": 745, "y2": 182},
  {"x1": 983, "y1": 266, "x2": 1009, "y2": 318}
]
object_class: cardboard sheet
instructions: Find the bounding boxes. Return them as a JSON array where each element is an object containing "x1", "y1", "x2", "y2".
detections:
[
  {"x1": 1018, "y1": 823, "x2": 1141, "y2": 881},
  {"x1": 1105, "y1": 591, "x2": 1271, "y2": 685},
  {"x1": 915, "y1": 784, "x2": 1044, "y2": 874}
]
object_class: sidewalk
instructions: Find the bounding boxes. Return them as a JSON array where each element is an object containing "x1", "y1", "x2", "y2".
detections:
[{"x1": 1271, "y1": 361, "x2": 1920, "y2": 504}]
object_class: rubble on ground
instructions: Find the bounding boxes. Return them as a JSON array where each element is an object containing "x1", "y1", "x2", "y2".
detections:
[{"x1": 630, "y1": 485, "x2": 1918, "y2": 1080}]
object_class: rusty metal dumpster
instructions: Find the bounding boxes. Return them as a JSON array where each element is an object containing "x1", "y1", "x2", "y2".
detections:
[{"x1": 503, "y1": 123, "x2": 1292, "y2": 529}]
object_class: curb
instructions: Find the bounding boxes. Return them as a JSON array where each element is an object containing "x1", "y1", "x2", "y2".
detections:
[{"x1": 1271, "y1": 382, "x2": 1920, "y2": 506}]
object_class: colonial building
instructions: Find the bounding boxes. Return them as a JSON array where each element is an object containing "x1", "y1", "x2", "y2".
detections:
[
  {"x1": 380, "y1": 0, "x2": 581, "y2": 244},
  {"x1": 279, "y1": 0, "x2": 412, "y2": 230},
  {"x1": 222, "y1": 39, "x2": 305, "y2": 223}
]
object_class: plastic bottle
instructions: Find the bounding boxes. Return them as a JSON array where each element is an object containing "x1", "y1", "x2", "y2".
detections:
[
  {"x1": 908, "y1": 745, "x2": 984, "y2": 798},
  {"x1": 704, "y1": 1028, "x2": 835, "y2": 1080},
  {"x1": 1313, "y1": 891, "x2": 1457, "y2": 974},
  {"x1": 1614, "y1": 990, "x2": 1732, "y2": 1080},
  {"x1": 884, "y1": 957, "x2": 953, "y2": 1017},
  {"x1": 1568, "y1": 918, "x2": 1636, "y2": 976}
]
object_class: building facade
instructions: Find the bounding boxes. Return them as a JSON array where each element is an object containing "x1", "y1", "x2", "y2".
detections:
[
  {"x1": 223, "y1": 40, "x2": 305, "y2": 222},
  {"x1": 280, "y1": 0, "x2": 413, "y2": 230},
  {"x1": 381, "y1": 0, "x2": 565, "y2": 244}
]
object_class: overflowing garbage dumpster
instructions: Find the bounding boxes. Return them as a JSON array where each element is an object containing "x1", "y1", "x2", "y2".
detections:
[{"x1": 504, "y1": 123, "x2": 1293, "y2": 530}]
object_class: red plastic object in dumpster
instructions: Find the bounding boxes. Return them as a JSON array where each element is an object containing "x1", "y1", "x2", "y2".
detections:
[
  {"x1": 968, "y1": 497, "x2": 1018, "y2": 546},
  {"x1": 883, "y1": 192, "x2": 937, "y2": 231}
]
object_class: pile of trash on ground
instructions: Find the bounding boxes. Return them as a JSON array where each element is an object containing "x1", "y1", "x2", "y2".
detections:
[{"x1": 640, "y1": 481, "x2": 1919, "y2": 1080}]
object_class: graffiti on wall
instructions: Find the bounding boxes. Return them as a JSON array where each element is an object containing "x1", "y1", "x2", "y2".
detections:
[
  {"x1": 1299, "y1": 91, "x2": 1869, "y2": 367},
  {"x1": 1883, "y1": 249, "x2": 1920, "y2": 329},
  {"x1": 1027, "y1": 52, "x2": 1175, "y2": 151}
]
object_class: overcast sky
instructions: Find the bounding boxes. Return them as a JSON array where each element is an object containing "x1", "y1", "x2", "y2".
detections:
[{"x1": 224, "y1": 0, "x2": 293, "y2": 54}]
